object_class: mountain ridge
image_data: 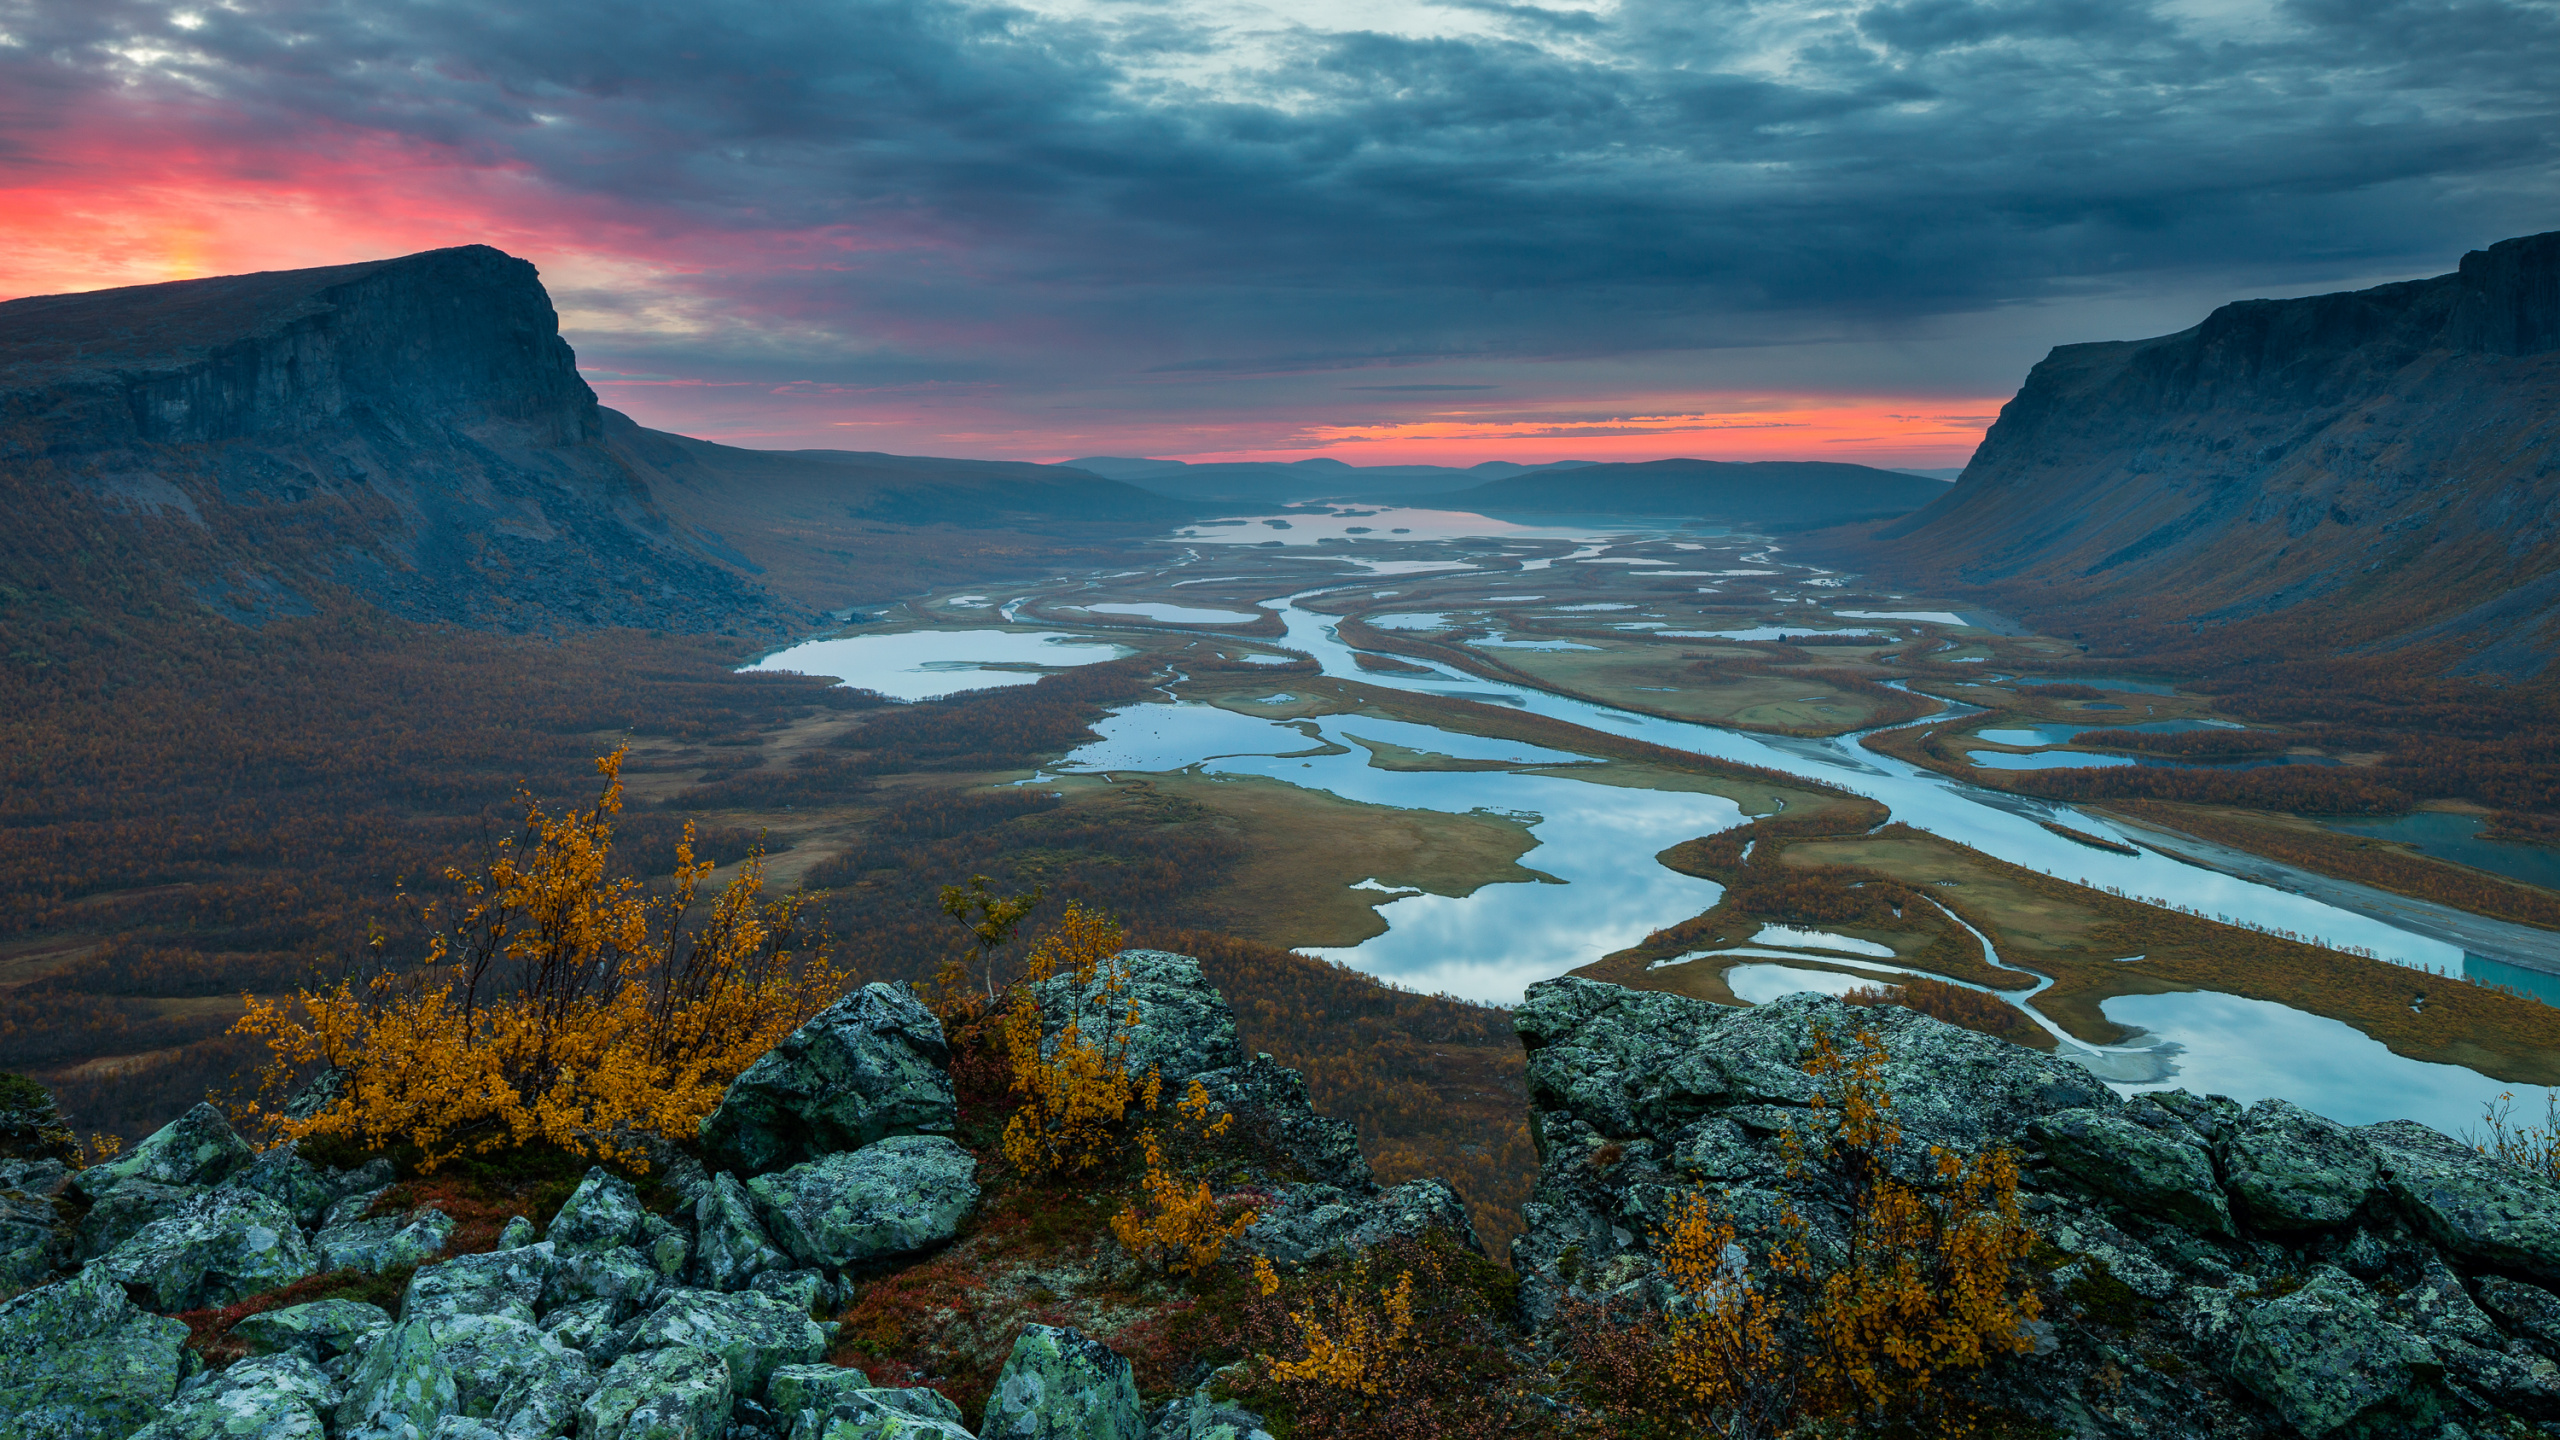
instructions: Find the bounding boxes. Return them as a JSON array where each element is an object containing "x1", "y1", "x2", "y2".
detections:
[{"x1": 1848, "y1": 228, "x2": 2560, "y2": 673}]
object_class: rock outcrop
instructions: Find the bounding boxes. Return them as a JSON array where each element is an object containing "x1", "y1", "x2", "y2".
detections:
[
  {"x1": 1508, "y1": 977, "x2": 2560, "y2": 1436},
  {"x1": 701, "y1": 984, "x2": 959, "y2": 1176}
]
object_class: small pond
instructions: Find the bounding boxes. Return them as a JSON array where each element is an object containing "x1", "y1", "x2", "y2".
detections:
[
  {"x1": 1970, "y1": 751, "x2": 2338, "y2": 773},
  {"x1": 2321, "y1": 812, "x2": 2560, "y2": 893},
  {"x1": 1974, "y1": 719, "x2": 2245, "y2": 747},
  {"x1": 745, "y1": 630, "x2": 1134, "y2": 702},
  {"x1": 2013, "y1": 676, "x2": 2180, "y2": 695}
]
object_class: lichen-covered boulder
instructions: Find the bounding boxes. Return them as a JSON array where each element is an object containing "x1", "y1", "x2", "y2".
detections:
[
  {"x1": 751, "y1": 1267, "x2": 826, "y2": 1315},
  {"x1": 700, "y1": 983, "x2": 957, "y2": 1175},
  {"x1": 0, "y1": 1074, "x2": 77, "y2": 1164},
  {"x1": 1188, "y1": 1057, "x2": 1371, "y2": 1192},
  {"x1": 401, "y1": 1242, "x2": 557, "y2": 1324},
  {"x1": 550, "y1": 1168, "x2": 652, "y2": 1252},
  {"x1": 2219, "y1": 1099, "x2": 2379, "y2": 1231},
  {"x1": 692, "y1": 1171, "x2": 790, "y2": 1292},
  {"x1": 2030, "y1": 1104, "x2": 2234, "y2": 1237},
  {"x1": 1243, "y1": 1178, "x2": 1479, "y2": 1265},
  {"x1": 219, "y1": 1143, "x2": 393, "y2": 1229},
  {"x1": 498, "y1": 1216, "x2": 539, "y2": 1250},
  {"x1": 2362, "y1": 1119, "x2": 2560, "y2": 1278},
  {"x1": 0, "y1": 1181, "x2": 64, "y2": 1291},
  {"x1": 2226, "y1": 1268, "x2": 2446, "y2": 1437},
  {"x1": 75, "y1": 1180, "x2": 204, "y2": 1261},
  {"x1": 767, "y1": 1362, "x2": 874, "y2": 1434},
  {"x1": 543, "y1": 1245, "x2": 664, "y2": 1323},
  {"x1": 984, "y1": 1324, "x2": 1144, "y2": 1440},
  {"x1": 797, "y1": 1386, "x2": 974, "y2": 1440},
  {"x1": 1516, "y1": 983, "x2": 2112, "y2": 1158},
  {"x1": 750, "y1": 1137, "x2": 980, "y2": 1270},
  {"x1": 1146, "y1": 1390, "x2": 1275, "y2": 1440},
  {"x1": 1033, "y1": 950, "x2": 1245, "y2": 1090},
  {"x1": 97, "y1": 1188, "x2": 323, "y2": 1310},
  {"x1": 230, "y1": 1298, "x2": 394, "y2": 1365},
  {"x1": 620, "y1": 1287, "x2": 827, "y2": 1400},
  {"x1": 315, "y1": 1203, "x2": 456, "y2": 1275},
  {"x1": 543, "y1": 1297, "x2": 626, "y2": 1355},
  {"x1": 69, "y1": 1102, "x2": 254, "y2": 1199},
  {"x1": 132, "y1": 1353, "x2": 337, "y2": 1440},
  {"x1": 333, "y1": 1310, "x2": 596, "y2": 1440},
  {"x1": 578, "y1": 1343, "x2": 732, "y2": 1440},
  {"x1": 2478, "y1": 1274, "x2": 2560, "y2": 1355},
  {"x1": 0, "y1": 1263, "x2": 193, "y2": 1440}
]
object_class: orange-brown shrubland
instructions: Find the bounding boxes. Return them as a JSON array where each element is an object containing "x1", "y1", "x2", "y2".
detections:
[{"x1": 233, "y1": 748, "x2": 843, "y2": 1170}]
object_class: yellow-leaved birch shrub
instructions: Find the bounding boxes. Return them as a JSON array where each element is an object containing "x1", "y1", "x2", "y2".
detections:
[
  {"x1": 1111, "y1": 1079, "x2": 1258, "y2": 1274},
  {"x1": 1260, "y1": 1253, "x2": 1419, "y2": 1396},
  {"x1": 1643, "y1": 1026, "x2": 2043, "y2": 1435},
  {"x1": 234, "y1": 747, "x2": 846, "y2": 1171},
  {"x1": 997, "y1": 902, "x2": 1153, "y2": 1181}
]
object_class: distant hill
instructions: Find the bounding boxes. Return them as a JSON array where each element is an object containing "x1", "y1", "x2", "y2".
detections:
[
  {"x1": 1850, "y1": 229, "x2": 2560, "y2": 674},
  {"x1": 0, "y1": 246, "x2": 1183, "y2": 635},
  {"x1": 1069, "y1": 454, "x2": 1593, "y2": 504},
  {"x1": 1435, "y1": 458, "x2": 1951, "y2": 526}
]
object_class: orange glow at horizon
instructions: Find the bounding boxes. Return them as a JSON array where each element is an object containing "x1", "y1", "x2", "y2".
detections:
[{"x1": 1141, "y1": 400, "x2": 2000, "y2": 470}]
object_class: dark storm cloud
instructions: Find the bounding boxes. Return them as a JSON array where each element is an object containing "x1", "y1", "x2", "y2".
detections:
[{"x1": 7, "y1": 0, "x2": 2557, "y2": 385}]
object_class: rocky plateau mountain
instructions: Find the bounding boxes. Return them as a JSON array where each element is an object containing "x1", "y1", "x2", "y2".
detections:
[
  {"x1": 1853, "y1": 229, "x2": 2560, "y2": 674},
  {"x1": 1438, "y1": 457, "x2": 1952, "y2": 527},
  {"x1": 0, "y1": 247, "x2": 1186, "y2": 636}
]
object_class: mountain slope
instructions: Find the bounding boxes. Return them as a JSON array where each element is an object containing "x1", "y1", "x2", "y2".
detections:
[
  {"x1": 1438, "y1": 457, "x2": 1949, "y2": 525},
  {"x1": 1856, "y1": 229, "x2": 2560, "y2": 673},
  {"x1": 0, "y1": 246, "x2": 1187, "y2": 636}
]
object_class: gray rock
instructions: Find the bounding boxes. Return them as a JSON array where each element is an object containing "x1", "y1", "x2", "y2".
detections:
[
  {"x1": 1515, "y1": 983, "x2": 2113, "y2": 1159},
  {"x1": 0, "y1": 1184, "x2": 64, "y2": 1291},
  {"x1": 619, "y1": 1287, "x2": 826, "y2": 1401},
  {"x1": 74, "y1": 1180, "x2": 202, "y2": 1260},
  {"x1": 316, "y1": 1204, "x2": 457, "y2": 1275},
  {"x1": 550, "y1": 1169, "x2": 652, "y2": 1253},
  {"x1": 752, "y1": 1267, "x2": 827, "y2": 1315},
  {"x1": 96, "y1": 1187, "x2": 322, "y2": 1310},
  {"x1": 429, "y1": 1421, "x2": 510, "y2": 1440},
  {"x1": 693, "y1": 1171, "x2": 790, "y2": 1292},
  {"x1": 797, "y1": 1387, "x2": 973, "y2": 1440},
  {"x1": 0, "y1": 1263, "x2": 193, "y2": 1440},
  {"x1": 1146, "y1": 1391, "x2": 1275, "y2": 1440},
  {"x1": 2404, "y1": 1259, "x2": 2505, "y2": 1349},
  {"x1": 578, "y1": 1343, "x2": 732, "y2": 1440},
  {"x1": 767, "y1": 1362, "x2": 876, "y2": 1434},
  {"x1": 230, "y1": 1298, "x2": 393, "y2": 1363},
  {"x1": 132, "y1": 1353, "x2": 336, "y2": 1440},
  {"x1": 749, "y1": 1137, "x2": 980, "y2": 1270},
  {"x1": 333, "y1": 1310, "x2": 596, "y2": 1440},
  {"x1": 2031, "y1": 1105, "x2": 2234, "y2": 1236},
  {"x1": 2476, "y1": 1274, "x2": 2560, "y2": 1356},
  {"x1": 1243, "y1": 1178, "x2": 1479, "y2": 1265},
  {"x1": 69, "y1": 1103, "x2": 254, "y2": 1199},
  {"x1": 0, "y1": 1157, "x2": 71, "y2": 1195},
  {"x1": 1033, "y1": 950, "x2": 1245, "y2": 1091},
  {"x1": 638, "y1": 1216, "x2": 689, "y2": 1282},
  {"x1": 218, "y1": 1143, "x2": 388, "y2": 1229},
  {"x1": 983, "y1": 1324, "x2": 1143, "y2": 1440},
  {"x1": 2362, "y1": 1119, "x2": 2560, "y2": 1278},
  {"x1": 2220, "y1": 1100, "x2": 2380, "y2": 1232},
  {"x1": 700, "y1": 984, "x2": 957, "y2": 1176},
  {"x1": 1187, "y1": 1057, "x2": 1371, "y2": 1192},
  {"x1": 543, "y1": 1297, "x2": 627, "y2": 1355},
  {"x1": 498, "y1": 1216, "x2": 539, "y2": 1251},
  {"x1": 2226, "y1": 1268, "x2": 2445, "y2": 1438},
  {"x1": 542, "y1": 1245, "x2": 663, "y2": 1324},
  {"x1": 402, "y1": 1242, "x2": 557, "y2": 1324}
]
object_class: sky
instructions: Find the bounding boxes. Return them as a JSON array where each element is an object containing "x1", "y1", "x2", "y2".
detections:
[{"x1": 1, "y1": 0, "x2": 2554, "y2": 469}]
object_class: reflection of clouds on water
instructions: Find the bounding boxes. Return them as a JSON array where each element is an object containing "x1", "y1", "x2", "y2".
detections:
[
  {"x1": 1040, "y1": 703, "x2": 1736, "y2": 1003},
  {"x1": 1725, "y1": 964, "x2": 1871, "y2": 1004},
  {"x1": 2106, "y1": 991, "x2": 2521, "y2": 1134}
]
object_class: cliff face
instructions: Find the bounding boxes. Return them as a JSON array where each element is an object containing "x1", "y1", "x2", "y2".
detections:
[
  {"x1": 0, "y1": 246, "x2": 788, "y2": 635},
  {"x1": 1866, "y1": 230, "x2": 2560, "y2": 672}
]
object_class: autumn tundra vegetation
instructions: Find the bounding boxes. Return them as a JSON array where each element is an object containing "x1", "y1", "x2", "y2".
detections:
[{"x1": 30, "y1": 748, "x2": 2047, "y2": 1437}]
